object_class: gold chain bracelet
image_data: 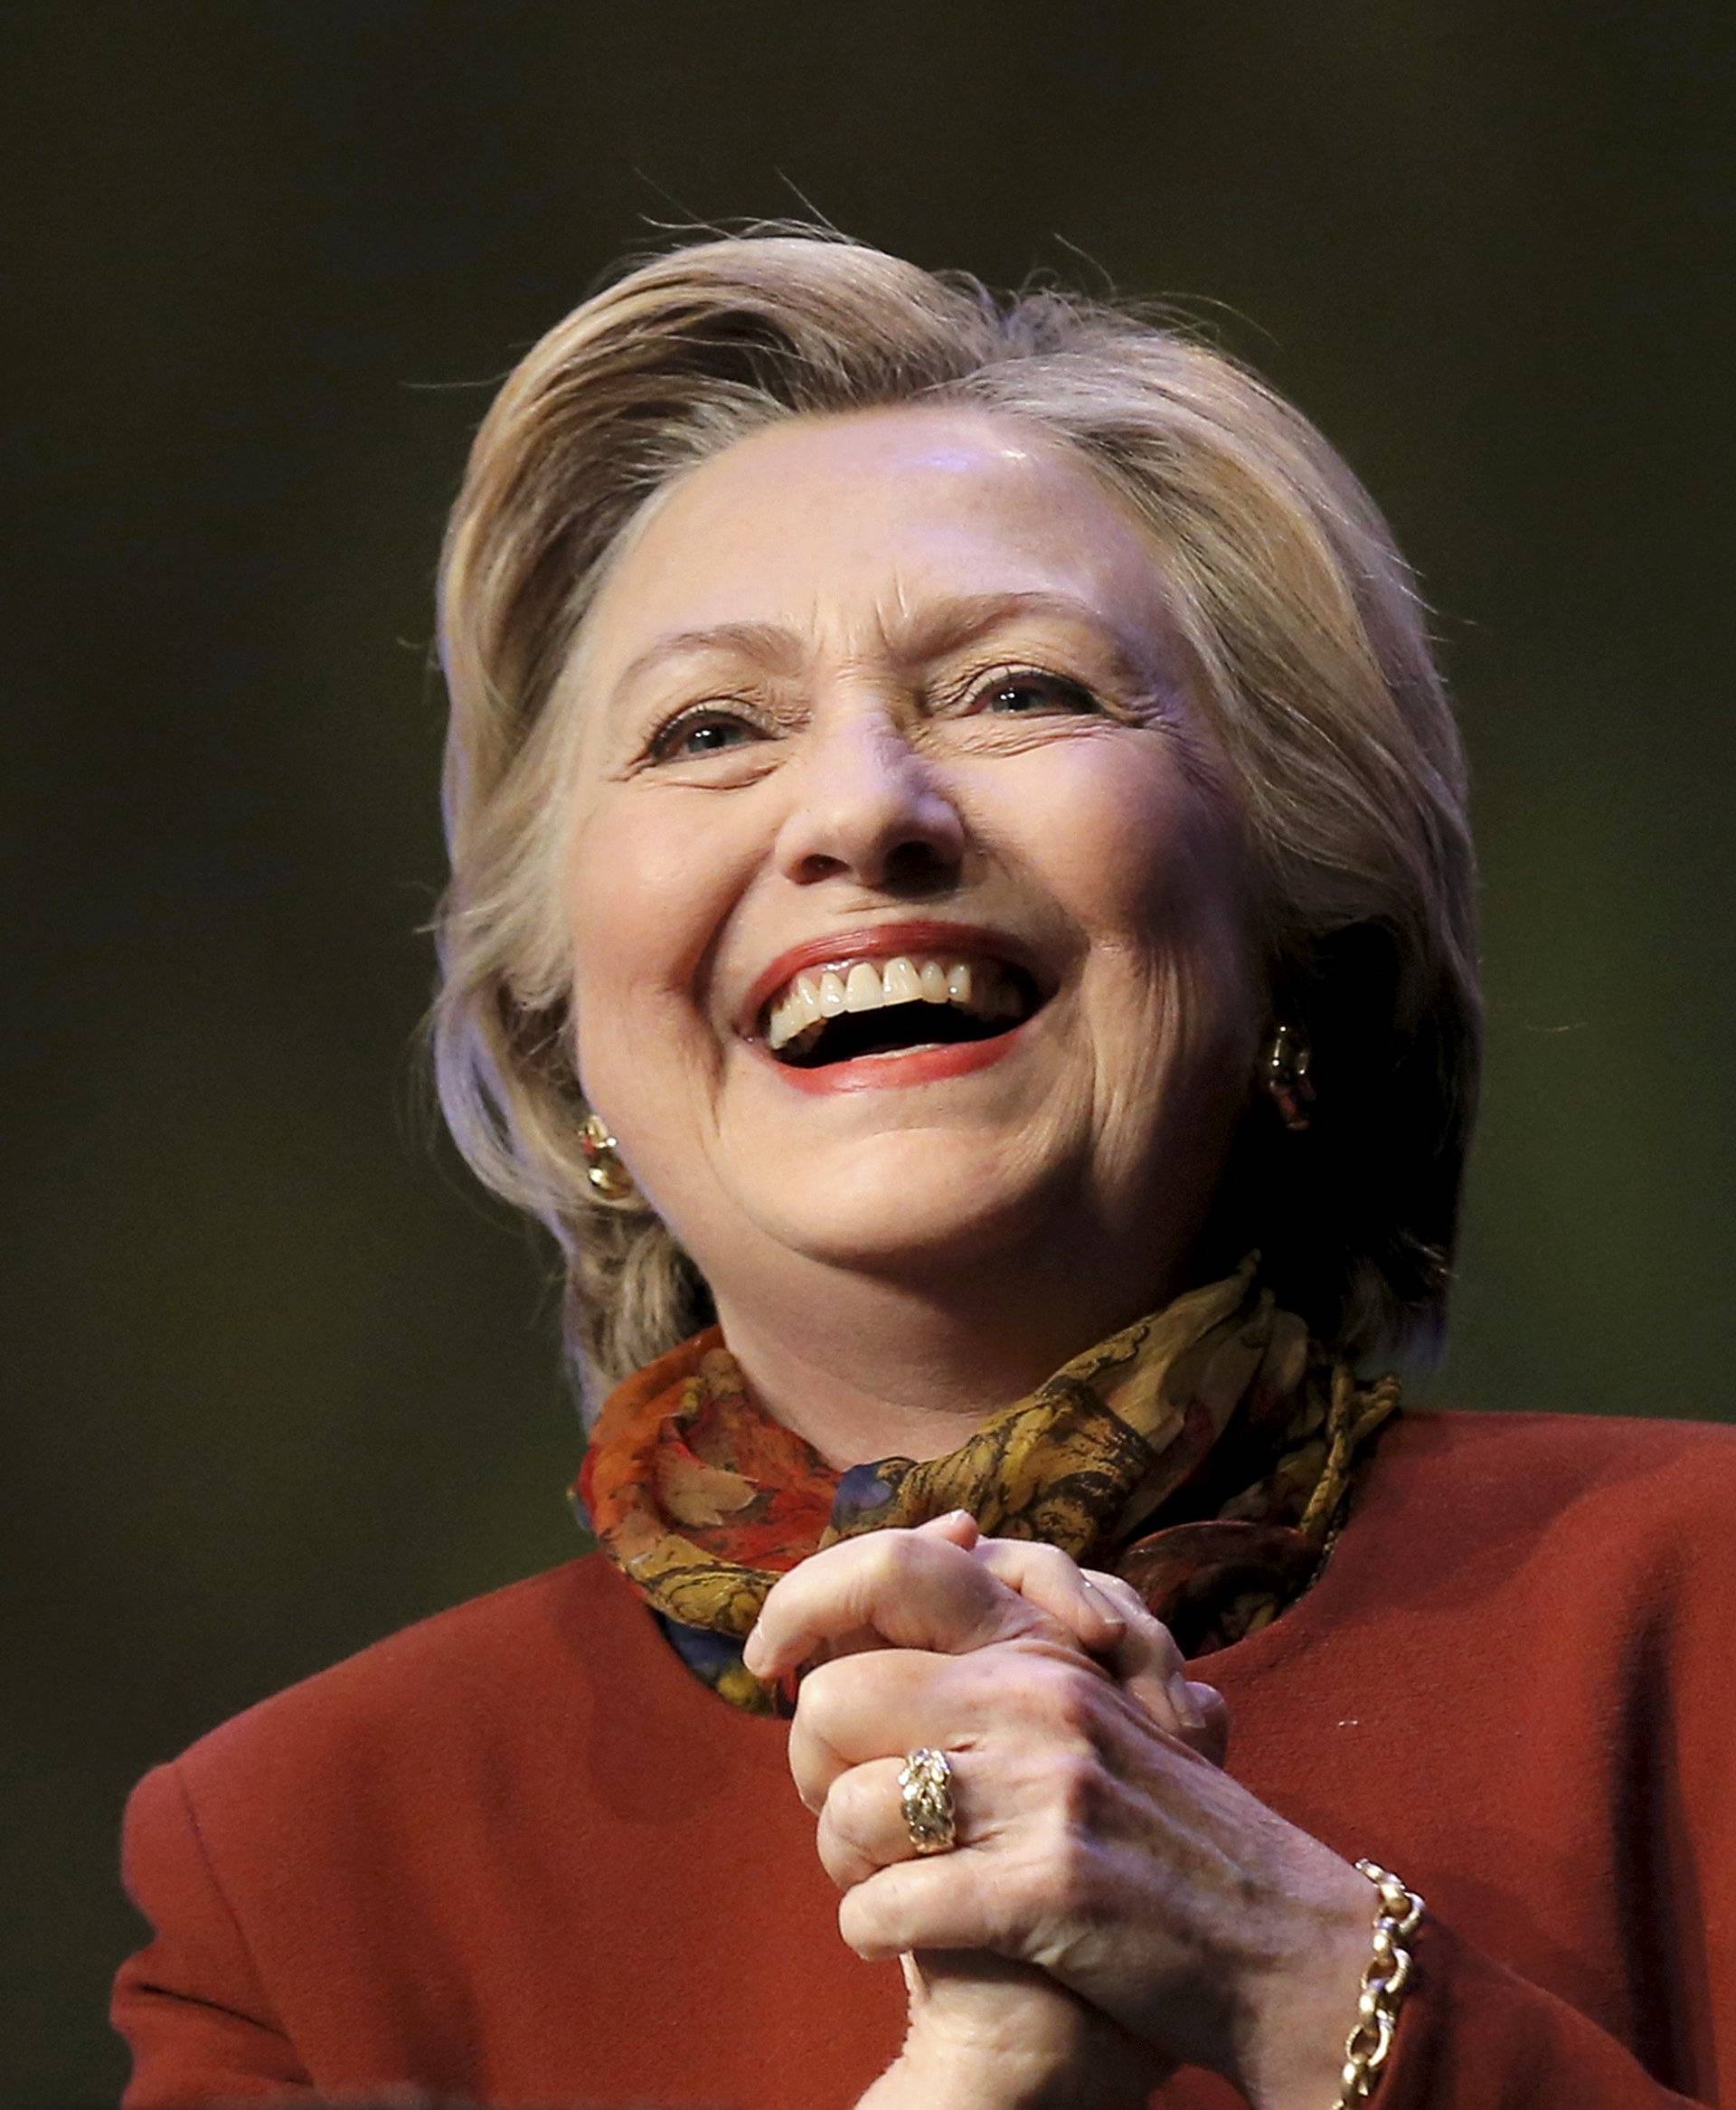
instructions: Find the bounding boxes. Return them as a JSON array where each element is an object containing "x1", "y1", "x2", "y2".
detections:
[{"x1": 1332, "y1": 1859, "x2": 1424, "y2": 2106}]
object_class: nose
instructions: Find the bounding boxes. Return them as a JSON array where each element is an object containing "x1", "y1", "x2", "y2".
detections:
[{"x1": 774, "y1": 709, "x2": 967, "y2": 892}]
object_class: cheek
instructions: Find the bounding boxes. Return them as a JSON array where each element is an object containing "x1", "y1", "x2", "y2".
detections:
[
  {"x1": 1033, "y1": 748, "x2": 1262, "y2": 1108},
  {"x1": 1014, "y1": 741, "x2": 1248, "y2": 955},
  {"x1": 563, "y1": 805, "x2": 732, "y2": 1046}
]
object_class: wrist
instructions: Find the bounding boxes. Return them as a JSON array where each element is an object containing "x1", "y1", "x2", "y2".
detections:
[
  {"x1": 879, "y1": 1952, "x2": 1160, "y2": 2110},
  {"x1": 863, "y1": 2038, "x2": 1152, "y2": 2110},
  {"x1": 1331, "y1": 1862, "x2": 1425, "y2": 2106},
  {"x1": 1230, "y1": 1859, "x2": 1378, "y2": 2110}
]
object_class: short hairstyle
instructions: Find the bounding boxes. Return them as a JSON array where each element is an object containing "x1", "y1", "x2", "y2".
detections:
[{"x1": 432, "y1": 226, "x2": 1479, "y2": 1407}]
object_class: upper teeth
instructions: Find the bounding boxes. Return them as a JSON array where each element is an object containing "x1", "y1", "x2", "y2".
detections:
[{"x1": 763, "y1": 955, "x2": 1025, "y2": 1054}]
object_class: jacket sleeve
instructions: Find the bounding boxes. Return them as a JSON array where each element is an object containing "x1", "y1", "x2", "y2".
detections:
[
  {"x1": 1377, "y1": 1914, "x2": 1720, "y2": 2107},
  {"x1": 112, "y1": 1760, "x2": 314, "y2": 2105},
  {"x1": 1377, "y1": 1449, "x2": 1734, "y2": 2110}
]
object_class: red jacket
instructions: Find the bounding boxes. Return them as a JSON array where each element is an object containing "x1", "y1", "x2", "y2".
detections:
[{"x1": 114, "y1": 1408, "x2": 1736, "y2": 2107}]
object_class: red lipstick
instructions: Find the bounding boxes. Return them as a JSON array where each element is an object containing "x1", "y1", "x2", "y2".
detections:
[{"x1": 761, "y1": 1017, "x2": 1038, "y2": 1094}]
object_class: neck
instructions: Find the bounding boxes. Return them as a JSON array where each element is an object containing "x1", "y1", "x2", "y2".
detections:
[{"x1": 709, "y1": 1232, "x2": 1198, "y2": 1471}]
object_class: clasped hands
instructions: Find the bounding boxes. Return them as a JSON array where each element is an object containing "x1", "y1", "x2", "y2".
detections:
[{"x1": 742, "y1": 1515, "x2": 1376, "y2": 2110}]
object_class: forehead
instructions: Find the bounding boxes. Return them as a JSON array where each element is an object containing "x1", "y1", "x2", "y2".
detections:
[{"x1": 580, "y1": 404, "x2": 1176, "y2": 670}]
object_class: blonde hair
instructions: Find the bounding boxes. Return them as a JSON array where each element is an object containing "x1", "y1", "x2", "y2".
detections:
[{"x1": 432, "y1": 227, "x2": 1478, "y2": 1405}]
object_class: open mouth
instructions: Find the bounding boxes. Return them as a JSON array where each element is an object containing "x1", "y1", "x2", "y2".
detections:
[{"x1": 760, "y1": 954, "x2": 1045, "y2": 1071}]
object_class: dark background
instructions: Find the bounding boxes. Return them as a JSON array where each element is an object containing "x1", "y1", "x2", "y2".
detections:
[{"x1": 6, "y1": 3, "x2": 1732, "y2": 2098}]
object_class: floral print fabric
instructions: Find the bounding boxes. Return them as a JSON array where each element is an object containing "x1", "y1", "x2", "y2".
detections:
[{"x1": 573, "y1": 1259, "x2": 1399, "y2": 1713}]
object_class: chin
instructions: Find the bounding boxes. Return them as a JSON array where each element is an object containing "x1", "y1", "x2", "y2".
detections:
[{"x1": 739, "y1": 1132, "x2": 1075, "y2": 1278}]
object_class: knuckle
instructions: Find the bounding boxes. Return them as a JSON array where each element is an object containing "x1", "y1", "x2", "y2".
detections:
[
  {"x1": 1046, "y1": 1747, "x2": 1112, "y2": 1831},
  {"x1": 1086, "y1": 1570, "x2": 1182, "y2": 1652},
  {"x1": 1149, "y1": 1623, "x2": 1186, "y2": 1677},
  {"x1": 813, "y1": 1812, "x2": 849, "y2": 1886},
  {"x1": 1024, "y1": 1543, "x2": 1078, "y2": 1584},
  {"x1": 816, "y1": 1810, "x2": 870, "y2": 1891},
  {"x1": 1141, "y1": 1613, "x2": 1186, "y2": 1673},
  {"x1": 1025, "y1": 1658, "x2": 1106, "y2": 1734},
  {"x1": 864, "y1": 1529, "x2": 927, "y2": 1594},
  {"x1": 791, "y1": 1654, "x2": 853, "y2": 1736},
  {"x1": 825, "y1": 1765, "x2": 882, "y2": 1846},
  {"x1": 838, "y1": 1883, "x2": 898, "y2": 1961}
]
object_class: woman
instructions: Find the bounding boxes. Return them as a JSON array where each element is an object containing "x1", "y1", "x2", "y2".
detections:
[{"x1": 113, "y1": 231, "x2": 1734, "y2": 2109}]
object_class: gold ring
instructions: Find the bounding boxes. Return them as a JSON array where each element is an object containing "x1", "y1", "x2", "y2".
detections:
[{"x1": 898, "y1": 1746, "x2": 957, "y2": 1855}]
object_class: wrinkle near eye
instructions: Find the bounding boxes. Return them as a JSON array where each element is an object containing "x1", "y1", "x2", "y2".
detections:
[{"x1": 649, "y1": 705, "x2": 770, "y2": 765}]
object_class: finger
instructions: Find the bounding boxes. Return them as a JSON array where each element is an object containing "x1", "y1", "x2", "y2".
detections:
[
  {"x1": 1186, "y1": 1681, "x2": 1230, "y2": 1766},
  {"x1": 836, "y1": 1850, "x2": 1008, "y2": 1964},
  {"x1": 967, "y1": 1538, "x2": 1127, "y2": 1653},
  {"x1": 790, "y1": 1631, "x2": 1221, "y2": 1824},
  {"x1": 743, "y1": 1528, "x2": 1061, "y2": 1681},
  {"x1": 788, "y1": 1650, "x2": 957, "y2": 1808},
  {"x1": 816, "y1": 1752, "x2": 971, "y2": 1889},
  {"x1": 786, "y1": 1638, "x2": 1113, "y2": 1810},
  {"x1": 1080, "y1": 1569, "x2": 1229, "y2": 1768},
  {"x1": 913, "y1": 1509, "x2": 981, "y2": 1550}
]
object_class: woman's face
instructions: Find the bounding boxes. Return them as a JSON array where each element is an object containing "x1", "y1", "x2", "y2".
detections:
[{"x1": 561, "y1": 405, "x2": 1263, "y2": 1319}]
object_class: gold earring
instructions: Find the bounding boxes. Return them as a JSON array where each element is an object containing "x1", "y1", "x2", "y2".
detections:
[
  {"x1": 1263, "y1": 1026, "x2": 1315, "y2": 1132},
  {"x1": 578, "y1": 1112, "x2": 637, "y2": 1202}
]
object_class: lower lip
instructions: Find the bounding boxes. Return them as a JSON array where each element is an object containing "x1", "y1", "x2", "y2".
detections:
[{"x1": 756, "y1": 1017, "x2": 1035, "y2": 1095}]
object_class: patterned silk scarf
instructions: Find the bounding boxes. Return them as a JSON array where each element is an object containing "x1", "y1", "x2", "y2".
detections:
[{"x1": 573, "y1": 1260, "x2": 1399, "y2": 1714}]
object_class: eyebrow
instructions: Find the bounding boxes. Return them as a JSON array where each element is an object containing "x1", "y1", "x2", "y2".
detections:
[{"x1": 605, "y1": 589, "x2": 1171, "y2": 711}]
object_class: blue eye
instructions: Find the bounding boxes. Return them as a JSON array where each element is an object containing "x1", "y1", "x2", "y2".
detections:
[
  {"x1": 650, "y1": 709, "x2": 763, "y2": 762},
  {"x1": 978, "y1": 672, "x2": 1098, "y2": 715}
]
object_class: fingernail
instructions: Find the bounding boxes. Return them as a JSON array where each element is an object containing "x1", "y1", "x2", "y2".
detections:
[
  {"x1": 741, "y1": 1625, "x2": 766, "y2": 1676},
  {"x1": 1080, "y1": 1578, "x2": 1126, "y2": 1636},
  {"x1": 1165, "y1": 1671, "x2": 1206, "y2": 1730}
]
